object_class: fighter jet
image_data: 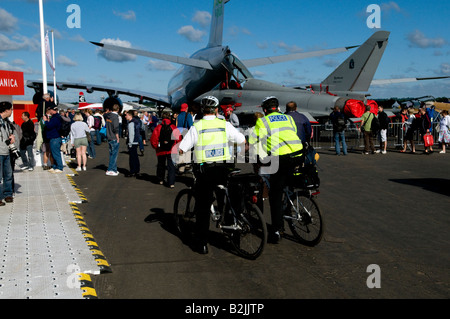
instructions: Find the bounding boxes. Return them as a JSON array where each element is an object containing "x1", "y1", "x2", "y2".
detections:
[{"x1": 27, "y1": 0, "x2": 448, "y2": 121}]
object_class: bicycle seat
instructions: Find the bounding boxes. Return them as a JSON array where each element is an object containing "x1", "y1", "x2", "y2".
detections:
[{"x1": 228, "y1": 168, "x2": 241, "y2": 177}]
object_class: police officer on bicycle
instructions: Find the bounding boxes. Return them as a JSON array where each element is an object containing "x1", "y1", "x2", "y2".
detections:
[
  {"x1": 248, "y1": 96, "x2": 304, "y2": 243},
  {"x1": 178, "y1": 96, "x2": 246, "y2": 254}
]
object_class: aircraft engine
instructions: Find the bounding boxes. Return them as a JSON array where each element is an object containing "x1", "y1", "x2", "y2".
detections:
[
  {"x1": 343, "y1": 99, "x2": 379, "y2": 118},
  {"x1": 103, "y1": 96, "x2": 123, "y2": 113}
]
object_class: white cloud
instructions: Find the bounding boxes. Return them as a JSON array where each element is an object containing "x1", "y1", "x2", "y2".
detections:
[
  {"x1": 0, "y1": 61, "x2": 34, "y2": 74},
  {"x1": 0, "y1": 8, "x2": 18, "y2": 33},
  {"x1": 147, "y1": 60, "x2": 176, "y2": 71},
  {"x1": 0, "y1": 34, "x2": 40, "y2": 52},
  {"x1": 69, "y1": 34, "x2": 85, "y2": 43},
  {"x1": 113, "y1": 10, "x2": 136, "y2": 21},
  {"x1": 192, "y1": 11, "x2": 211, "y2": 28},
  {"x1": 177, "y1": 25, "x2": 206, "y2": 42},
  {"x1": 407, "y1": 30, "x2": 447, "y2": 48},
  {"x1": 96, "y1": 38, "x2": 136, "y2": 62},
  {"x1": 57, "y1": 55, "x2": 77, "y2": 67},
  {"x1": 274, "y1": 41, "x2": 303, "y2": 54},
  {"x1": 437, "y1": 63, "x2": 450, "y2": 75},
  {"x1": 381, "y1": 2, "x2": 402, "y2": 13},
  {"x1": 11, "y1": 59, "x2": 26, "y2": 66}
]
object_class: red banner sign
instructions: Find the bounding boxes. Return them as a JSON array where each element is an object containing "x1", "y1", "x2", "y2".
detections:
[{"x1": 0, "y1": 70, "x2": 24, "y2": 95}]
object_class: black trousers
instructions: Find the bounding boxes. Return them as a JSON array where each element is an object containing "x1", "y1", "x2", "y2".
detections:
[
  {"x1": 128, "y1": 145, "x2": 140, "y2": 174},
  {"x1": 268, "y1": 154, "x2": 300, "y2": 233},
  {"x1": 156, "y1": 154, "x2": 176, "y2": 185},
  {"x1": 193, "y1": 163, "x2": 233, "y2": 246}
]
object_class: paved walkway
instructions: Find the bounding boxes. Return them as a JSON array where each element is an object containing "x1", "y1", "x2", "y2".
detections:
[{"x1": 0, "y1": 161, "x2": 110, "y2": 299}]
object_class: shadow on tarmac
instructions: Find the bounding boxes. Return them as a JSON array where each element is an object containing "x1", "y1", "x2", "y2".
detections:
[{"x1": 390, "y1": 178, "x2": 450, "y2": 197}]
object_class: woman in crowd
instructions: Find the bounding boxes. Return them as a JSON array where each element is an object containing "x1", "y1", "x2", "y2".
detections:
[
  {"x1": 438, "y1": 110, "x2": 450, "y2": 154},
  {"x1": 70, "y1": 114, "x2": 89, "y2": 171}
]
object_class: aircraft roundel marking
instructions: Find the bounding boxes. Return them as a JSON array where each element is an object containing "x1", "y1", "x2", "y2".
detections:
[{"x1": 238, "y1": 92, "x2": 242, "y2": 98}]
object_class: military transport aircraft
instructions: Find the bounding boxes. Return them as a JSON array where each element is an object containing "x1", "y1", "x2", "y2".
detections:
[{"x1": 27, "y1": 0, "x2": 448, "y2": 122}]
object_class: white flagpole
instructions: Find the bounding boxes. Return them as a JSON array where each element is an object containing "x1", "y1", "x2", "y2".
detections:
[
  {"x1": 38, "y1": 0, "x2": 48, "y2": 93},
  {"x1": 51, "y1": 30, "x2": 57, "y2": 105}
]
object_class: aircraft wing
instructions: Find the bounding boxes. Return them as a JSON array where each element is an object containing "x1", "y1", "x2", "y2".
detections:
[
  {"x1": 296, "y1": 111, "x2": 319, "y2": 124},
  {"x1": 371, "y1": 76, "x2": 450, "y2": 85},
  {"x1": 90, "y1": 42, "x2": 213, "y2": 70},
  {"x1": 26, "y1": 80, "x2": 170, "y2": 106},
  {"x1": 242, "y1": 46, "x2": 358, "y2": 68}
]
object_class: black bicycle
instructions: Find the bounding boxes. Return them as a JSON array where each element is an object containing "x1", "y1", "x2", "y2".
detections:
[
  {"x1": 173, "y1": 168, "x2": 267, "y2": 259},
  {"x1": 281, "y1": 165, "x2": 324, "y2": 246}
]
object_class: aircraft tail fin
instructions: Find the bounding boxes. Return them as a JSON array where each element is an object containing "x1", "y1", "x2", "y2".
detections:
[
  {"x1": 321, "y1": 31, "x2": 390, "y2": 93},
  {"x1": 207, "y1": 0, "x2": 230, "y2": 47}
]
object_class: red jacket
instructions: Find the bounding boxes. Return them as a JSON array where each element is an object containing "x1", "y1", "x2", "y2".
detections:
[{"x1": 150, "y1": 118, "x2": 182, "y2": 156}]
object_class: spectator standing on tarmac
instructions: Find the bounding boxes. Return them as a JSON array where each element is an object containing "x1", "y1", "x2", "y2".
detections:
[
  {"x1": 176, "y1": 103, "x2": 194, "y2": 173},
  {"x1": 285, "y1": 101, "x2": 312, "y2": 147},
  {"x1": 125, "y1": 111, "x2": 141, "y2": 177},
  {"x1": 43, "y1": 106, "x2": 64, "y2": 173},
  {"x1": 104, "y1": 104, "x2": 120, "y2": 176},
  {"x1": 377, "y1": 105, "x2": 390, "y2": 154},
  {"x1": 19, "y1": 112, "x2": 36, "y2": 171},
  {"x1": 70, "y1": 114, "x2": 89, "y2": 171},
  {"x1": 329, "y1": 106, "x2": 347, "y2": 156},
  {"x1": 401, "y1": 108, "x2": 416, "y2": 153},
  {"x1": 93, "y1": 110, "x2": 104, "y2": 145},
  {"x1": 226, "y1": 106, "x2": 240, "y2": 128},
  {"x1": 438, "y1": 110, "x2": 450, "y2": 153},
  {"x1": 0, "y1": 102, "x2": 16, "y2": 205},
  {"x1": 150, "y1": 112, "x2": 181, "y2": 188},
  {"x1": 359, "y1": 105, "x2": 376, "y2": 155},
  {"x1": 84, "y1": 109, "x2": 96, "y2": 159},
  {"x1": 176, "y1": 103, "x2": 193, "y2": 135},
  {"x1": 418, "y1": 107, "x2": 432, "y2": 154}
]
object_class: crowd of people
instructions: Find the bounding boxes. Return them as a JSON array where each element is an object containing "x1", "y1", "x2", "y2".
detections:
[
  {"x1": 1, "y1": 93, "x2": 449, "y2": 253},
  {"x1": 329, "y1": 103, "x2": 450, "y2": 155}
]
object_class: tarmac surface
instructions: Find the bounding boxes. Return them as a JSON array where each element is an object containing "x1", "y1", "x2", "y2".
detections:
[
  {"x1": 2, "y1": 135, "x2": 447, "y2": 305},
  {"x1": 68, "y1": 139, "x2": 449, "y2": 301}
]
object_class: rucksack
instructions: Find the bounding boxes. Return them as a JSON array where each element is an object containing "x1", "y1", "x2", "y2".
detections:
[
  {"x1": 370, "y1": 113, "x2": 380, "y2": 132},
  {"x1": 59, "y1": 119, "x2": 71, "y2": 137},
  {"x1": 93, "y1": 116, "x2": 102, "y2": 130},
  {"x1": 336, "y1": 116, "x2": 346, "y2": 132},
  {"x1": 159, "y1": 122, "x2": 174, "y2": 151}
]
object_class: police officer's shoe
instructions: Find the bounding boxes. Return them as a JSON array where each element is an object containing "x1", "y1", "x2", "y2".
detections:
[{"x1": 269, "y1": 231, "x2": 283, "y2": 244}]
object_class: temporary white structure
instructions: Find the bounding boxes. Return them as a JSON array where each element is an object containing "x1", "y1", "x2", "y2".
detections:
[{"x1": 77, "y1": 102, "x2": 145, "y2": 111}]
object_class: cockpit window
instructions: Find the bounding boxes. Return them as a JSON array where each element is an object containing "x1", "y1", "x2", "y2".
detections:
[{"x1": 230, "y1": 53, "x2": 252, "y2": 80}]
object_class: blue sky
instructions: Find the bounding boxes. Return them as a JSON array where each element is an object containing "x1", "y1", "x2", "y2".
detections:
[{"x1": 1, "y1": 0, "x2": 449, "y2": 103}]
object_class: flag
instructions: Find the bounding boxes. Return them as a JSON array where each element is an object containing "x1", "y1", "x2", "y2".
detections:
[{"x1": 45, "y1": 31, "x2": 55, "y2": 71}]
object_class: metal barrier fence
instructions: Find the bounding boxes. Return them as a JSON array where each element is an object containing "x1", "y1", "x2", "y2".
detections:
[{"x1": 310, "y1": 122, "x2": 440, "y2": 151}]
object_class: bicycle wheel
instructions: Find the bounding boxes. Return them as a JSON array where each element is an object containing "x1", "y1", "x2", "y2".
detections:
[
  {"x1": 229, "y1": 202, "x2": 267, "y2": 260},
  {"x1": 173, "y1": 188, "x2": 196, "y2": 238},
  {"x1": 286, "y1": 191, "x2": 323, "y2": 246}
]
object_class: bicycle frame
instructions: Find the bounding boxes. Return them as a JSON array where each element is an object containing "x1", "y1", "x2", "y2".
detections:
[{"x1": 283, "y1": 187, "x2": 319, "y2": 221}]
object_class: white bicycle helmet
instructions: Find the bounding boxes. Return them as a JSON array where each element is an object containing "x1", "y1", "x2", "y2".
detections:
[
  {"x1": 200, "y1": 95, "x2": 219, "y2": 107},
  {"x1": 261, "y1": 96, "x2": 279, "y2": 110}
]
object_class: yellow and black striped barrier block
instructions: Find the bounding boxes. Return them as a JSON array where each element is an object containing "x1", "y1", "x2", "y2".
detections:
[
  {"x1": 66, "y1": 176, "x2": 88, "y2": 203},
  {"x1": 78, "y1": 273, "x2": 98, "y2": 299},
  {"x1": 69, "y1": 202, "x2": 112, "y2": 274}
]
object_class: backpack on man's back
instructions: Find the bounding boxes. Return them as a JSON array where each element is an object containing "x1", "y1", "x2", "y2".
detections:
[
  {"x1": 370, "y1": 113, "x2": 380, "y2": 133},
  {"x1": 93, "y1": 116, "x2": 102, "y2": 130},
  {"x1": 59, "y1": 119, "x2": 71, "y2": 137},
  {"x1": 159, "y1": 122, "x2": 174, "y2": 151}
]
